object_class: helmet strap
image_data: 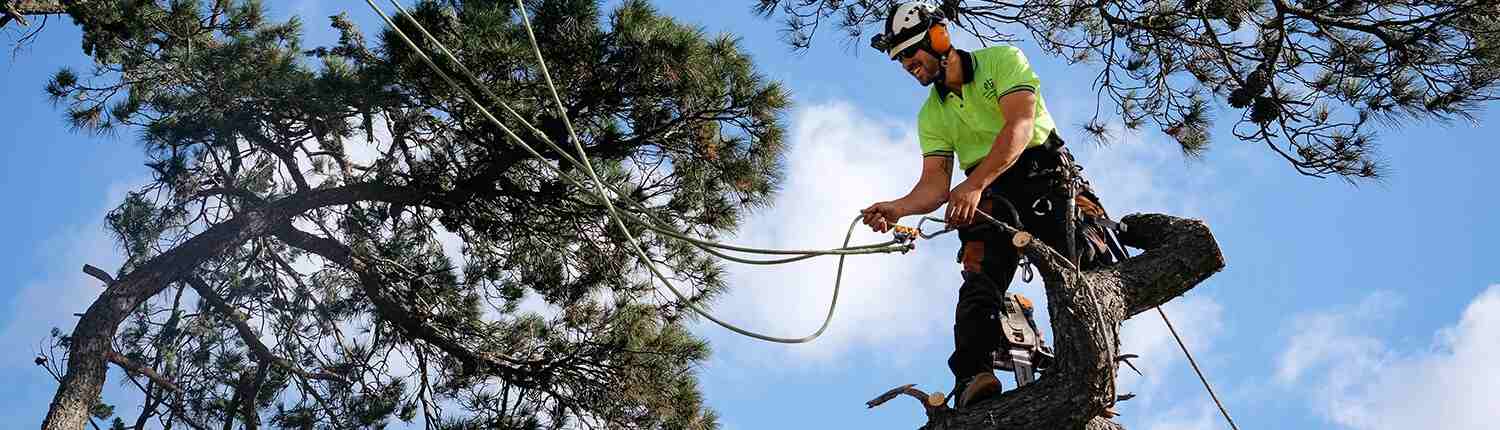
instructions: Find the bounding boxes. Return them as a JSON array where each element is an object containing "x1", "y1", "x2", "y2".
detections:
[{"x1": 934, "y1": 51, "x2": 949, "y2": 85}]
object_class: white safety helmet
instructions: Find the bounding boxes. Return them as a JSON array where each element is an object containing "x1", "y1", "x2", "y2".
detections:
[{"x1": 871, "y1": 1, "x2": 950, "y2": 60}]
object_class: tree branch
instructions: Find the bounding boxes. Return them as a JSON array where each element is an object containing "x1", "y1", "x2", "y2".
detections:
[
  {"x1": 103, "y1": 350, "x2": 181, "y2": 394},
  {"x1": 43, "y1": 181, "x2": 427, "y2": 430},
  {"x1": 269, "y1": 222, "x2": 540, "y2": 382},
  {"x1": 184, "y1": 275, "x2": 349, "y2": 384},
  {"x1": 1112, "y1": 214, "x2": 1227, "y2": 316},
  {"x1": 3, "y1": 1, "x2": 68, "y2": 28}
]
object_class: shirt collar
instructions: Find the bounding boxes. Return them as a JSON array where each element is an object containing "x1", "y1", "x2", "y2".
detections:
[{"x1": 935, "y1": 49, "x2": 976, "y2": 101}]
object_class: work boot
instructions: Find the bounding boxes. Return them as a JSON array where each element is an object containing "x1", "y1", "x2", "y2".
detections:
[{"x1": 957, "y1": 371, "x2": 1001, "y2": 409}]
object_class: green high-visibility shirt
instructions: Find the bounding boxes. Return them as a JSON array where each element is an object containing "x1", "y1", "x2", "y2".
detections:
[{"x1": 917, "y1": 46, "x2": 1057, "y2": 172}]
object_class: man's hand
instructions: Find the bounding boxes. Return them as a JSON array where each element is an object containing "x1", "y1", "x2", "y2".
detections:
[
  {"x1": 861, "y1": 201, "x2": 904, "y2": 233},
  {"x1": 945, "y1": 180, "x2": 984, "y2": 226}
]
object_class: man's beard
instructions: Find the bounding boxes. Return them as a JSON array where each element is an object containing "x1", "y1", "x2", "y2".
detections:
[
  {"x1": 926, "y1": 64, "x2": 946, "y2": 87},
  {"x1": 915, "y1": 65, "x2": 942, "y2": 87}
]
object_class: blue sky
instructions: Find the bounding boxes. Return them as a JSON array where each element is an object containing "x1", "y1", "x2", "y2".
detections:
[{"x1": 3, "y1": 2, "x2": 1498, "y2": 429}]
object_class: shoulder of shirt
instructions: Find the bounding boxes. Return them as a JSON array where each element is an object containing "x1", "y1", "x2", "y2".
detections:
[
  {"x1": 919, "y1": 90, "x2": 941, "y2": 115},
  {"x1": 973, "y1": 45, "x2": 1023, "y2": 59}
]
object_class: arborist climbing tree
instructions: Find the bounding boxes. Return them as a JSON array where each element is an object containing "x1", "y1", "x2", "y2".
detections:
[
  {"x1": 20, "y1": 1, "x2": 1236, "y2": 430},
  {"x1": 859, "y1": 1, "x2": 1122, "y2": 410}
]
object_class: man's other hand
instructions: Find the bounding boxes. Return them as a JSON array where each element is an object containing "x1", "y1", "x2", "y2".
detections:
[{"x1": 946, "y1": 180, "x2": 983, "y2": 226}]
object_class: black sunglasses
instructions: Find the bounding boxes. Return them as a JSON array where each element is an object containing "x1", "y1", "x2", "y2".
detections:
[{"x1": 896, "y1": 45, "x2": 922, "y2": 60}]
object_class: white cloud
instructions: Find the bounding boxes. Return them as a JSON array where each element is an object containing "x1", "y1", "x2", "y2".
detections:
[
  {"x1": 700, "y1": 101, "x2": 959, "y2": 364},
  {"x1": 1276, "y1": 285, "x2": 1500, "y2": 430},
  {"x1": 1274, "y1": 291, "x2": 1400, "y2": 386}
]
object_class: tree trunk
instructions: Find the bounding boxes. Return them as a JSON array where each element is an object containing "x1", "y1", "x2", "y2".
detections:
[{"x1": 915, "y1": 214, "x2": 1225, "y2": 429}]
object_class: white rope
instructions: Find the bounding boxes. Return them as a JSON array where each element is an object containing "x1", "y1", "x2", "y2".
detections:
[{"x1": 364, "y1": 0, "x2": 908, "y2": 343}]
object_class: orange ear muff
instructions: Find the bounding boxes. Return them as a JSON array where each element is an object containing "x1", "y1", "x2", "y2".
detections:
[{"x1": 928, "y1": 23, "x2": 951, "y2": 54}]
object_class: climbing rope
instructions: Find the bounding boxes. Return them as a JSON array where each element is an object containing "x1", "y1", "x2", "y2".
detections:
[
  {"x1": 365, "y1": 0, "x2": 934, "y2": 343},
  {"x1": 1157, "y1": 307, "x2": 1240, "y2": 430},
  {"x1": 1113, "y1": 242, "x2": 1238, "y2": 430}
]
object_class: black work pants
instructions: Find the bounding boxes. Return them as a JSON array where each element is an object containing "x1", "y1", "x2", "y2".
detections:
[{"x1": 948, "y1": 140, "x2": 1078, "y2": 382}]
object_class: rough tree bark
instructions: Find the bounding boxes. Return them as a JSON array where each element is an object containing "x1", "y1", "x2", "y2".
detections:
[
  {"x1": 912, "y1": 213, "x2": 1225, "y2": 430},
  {"x1": 1, "y1": 1, "x2": 70, "y2": 27}
]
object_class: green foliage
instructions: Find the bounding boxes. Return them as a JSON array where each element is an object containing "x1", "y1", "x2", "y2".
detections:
[
  {"x1": 43, "y1": 0, "x2": 787, "y2": 428},
  {"x1": 89, "y1": 402, "x2": 114, "y2": 420}
]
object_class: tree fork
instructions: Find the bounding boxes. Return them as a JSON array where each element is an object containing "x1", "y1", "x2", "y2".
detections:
[{"x1": 915, "y1": 213, "x2": 1224, "y2": 429}]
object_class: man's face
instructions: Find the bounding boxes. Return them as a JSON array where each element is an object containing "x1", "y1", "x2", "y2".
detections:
[{"x1": 898, "y1": 48, "x2": 940, "y2": 86}]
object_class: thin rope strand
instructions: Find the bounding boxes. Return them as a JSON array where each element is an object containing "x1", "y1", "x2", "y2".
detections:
[{"x1": 1157, "y1": 306, "x2": 1239, "y2": 430}]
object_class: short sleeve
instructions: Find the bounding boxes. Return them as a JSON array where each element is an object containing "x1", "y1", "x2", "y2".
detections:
[
  {"x1": 992, "y1": 46, "x2": 1041, "y2": 100},
  {"x1": 918, "y1": 110, "x2": 953, "y2": 158}
]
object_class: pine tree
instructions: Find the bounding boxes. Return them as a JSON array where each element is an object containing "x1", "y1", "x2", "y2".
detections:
[{"x1": 32, "y1": 1, "x2": 788, "y2": 429}]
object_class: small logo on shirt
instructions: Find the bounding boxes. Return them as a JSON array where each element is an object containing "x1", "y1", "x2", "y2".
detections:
[{"x1": 982, "y1": 79, "x2": 998, "y2": 101}]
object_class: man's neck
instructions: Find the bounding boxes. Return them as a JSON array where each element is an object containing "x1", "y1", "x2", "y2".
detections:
[{"x1": 939, "y1": 49, "x2": 965, "y2": 95}]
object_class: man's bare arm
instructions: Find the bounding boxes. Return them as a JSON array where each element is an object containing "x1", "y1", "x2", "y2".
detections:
[
  {"x1": 964, "y1": 91, "x2": 1037, "y2": 190},
  {"x1": 894, "y1": 155, "x2": 955, "y2": 215}
]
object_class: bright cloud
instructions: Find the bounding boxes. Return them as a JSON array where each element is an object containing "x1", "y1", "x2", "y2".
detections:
[
  {"x1": 1276, "y1": 285, "x2": 1500, "y2": 429},
  {"x1": 701, "y1": 101, "x2": 960, "y2": 364}
]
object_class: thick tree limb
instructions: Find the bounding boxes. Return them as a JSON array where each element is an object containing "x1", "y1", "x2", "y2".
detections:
[
  {"x1": 1111, "y1": 214, "x2": 1226, "y2": 317},
  {"x1": 914, "y1": 213, "x2": 1224, "y2": 429}
]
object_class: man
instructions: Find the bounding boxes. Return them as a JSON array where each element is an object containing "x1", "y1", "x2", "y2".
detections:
[{"x1": 860, "y1": 1, "x2": 1117, "y2": 409}]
